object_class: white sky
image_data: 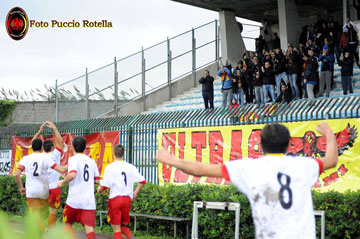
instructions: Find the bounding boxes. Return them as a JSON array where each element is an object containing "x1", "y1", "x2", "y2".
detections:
[{"x1": 0, "y1": 0, "x2": 260, "y2": 99}]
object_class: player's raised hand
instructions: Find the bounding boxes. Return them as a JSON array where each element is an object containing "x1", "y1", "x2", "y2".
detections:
[
  {"x1": 156, "y1": 149, "x2": 173, "y2": 164},
  {"x1": 316, "y1": 122, "x2": 333, "y2": 136},
  {"x1": 46, "y1": 121, "x2": 56, "y2": 130}
]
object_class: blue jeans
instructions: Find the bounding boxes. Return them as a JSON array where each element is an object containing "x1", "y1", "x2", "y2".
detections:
[
  {"x1": 275, "y1": 72, "x2": 286, "y2": 97},
  {"x1": 254, "y1": 86, "x2": 264, "y2": 104},
  {"x1": 233, "y1": 88, "x2": 245, "y2": 106},
  {"x1": 288, "y1": 74, "x2": 299, "y2": 98},
  {"x1": 262, "y1": 84, "x2": 275, "y2": 103},
  {"x1": 341, "y1": 76, "x2": 353, "y2": 95}
]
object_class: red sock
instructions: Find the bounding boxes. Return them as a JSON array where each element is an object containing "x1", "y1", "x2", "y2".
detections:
[
  {"x1": 114, "y1": 232, "x2": 124, "y2": 239},
  {"x1": 48, "y1": 213, "x2": 57, "y2": 227},
  {"x1": 86, "y1": 232, "x2": 96, "y2": 239},
  {"x1": 121, "y1": 226, "x2": 132, "y2": 238}
]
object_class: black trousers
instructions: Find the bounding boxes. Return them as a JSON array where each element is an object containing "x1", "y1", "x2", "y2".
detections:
[{"x1": 202, "y1": 91, "x2": 214, "y2": 109}]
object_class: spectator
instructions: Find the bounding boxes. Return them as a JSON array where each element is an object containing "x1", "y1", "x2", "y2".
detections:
[
  {"x1": 199, "y1": 70, "x2": 214, "y2": 110},
  {"x1": 261, "y1": 61, "x2": 276, "y2": 103},
  {"x1": 255, "y1": 35, "x2": 266, "y2": 57},
  {"x1": 286, "y1": 44, "x2": 300, "y2": 99},
  {"x1": 271, "y1": 49, "x2": 287, "y2": 97},
  {"x1": 343, "y1": 18, "x2": 360, "y2": 66},
  {"x1": 272, "y1": 32, "x2": 281, "y2": 50},
  {"x1": 275, "y1": 81, "x2": 292, "y2": 104},
  {"x1": 252, "y1": 57, "x2": 264, "y2": 104},
  {"x1": 217, "y1": 60, "x2": 233, "y2": 108},
  {"x1": 232, "y1": 68, "x2": 245, "y2": 106},
  {"x1": 243, "y1": 60, "x2": 254, "y2": 104},
  {"x1": 263, "y1": 29, "x2": 273, "y2": 50},
  {"x1": 229, "y1": 98, "x2": 239, "y2": 108},
  {"x1": 338, "y1": 51, "x2": 354, "y2": 95},
  {"x1": 318, "y1": 45, "x2": 335, "y2": 97},
  {"x1": 299, "y1": 26, "x2": 309, "y2": 46},
  {"x1": 304, "y1": 48, "x2": 319, "y2": 100}
]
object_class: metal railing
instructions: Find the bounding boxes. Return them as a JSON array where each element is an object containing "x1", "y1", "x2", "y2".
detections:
[{"x1": 55, "y1": 20, "x2": 259, "y2": 121}]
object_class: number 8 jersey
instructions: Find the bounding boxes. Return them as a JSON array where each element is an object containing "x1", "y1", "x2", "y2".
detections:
[
  {"x1": 222, "y1": 154, "x2": 323, "y2": 239},
  {"x1": 66, "y1": 154, "x2": 100, "y2": 210}
]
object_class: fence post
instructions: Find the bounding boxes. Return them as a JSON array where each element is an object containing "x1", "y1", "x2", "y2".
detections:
[
  {"x1": 114, "y1": 57, "x2": 118, "y2": 117},
  {"x1": 215, "y1": 19, "x2": 219, "y2": 61},
  {"x1": 55, "y1": 79, "x2": 58, "y2": 122},
  {"x1": 85, "y1": 67, "x2": 90, "y2": 119},
  {"x1": 142, "y1": 47, "x2": 146, "y2": 111},
  {"x1": 192, "y1": 28, "x2": 196, "y2": 87},
  {"x1": 167, "y1": 37, "x2": 172, "y2": 101}
]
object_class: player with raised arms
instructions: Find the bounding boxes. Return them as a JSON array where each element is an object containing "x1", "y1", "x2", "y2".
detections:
[
  {"x1": 156, "y1": 122, "x2": 338, "y2": 239},
  {"x1": 15, "y1": 131, "x2": 67, "y2": 231},
  {"x1": 57, "y1": 136, "x2": 100, "y2": 239},
  {"x1": 97, "y1": 144, "x2": 146, "y2": 239}
]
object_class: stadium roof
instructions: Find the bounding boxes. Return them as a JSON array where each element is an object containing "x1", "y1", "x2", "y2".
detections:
[{"x1": 171, "y1": 0, "x2": 343, "y2": 24}]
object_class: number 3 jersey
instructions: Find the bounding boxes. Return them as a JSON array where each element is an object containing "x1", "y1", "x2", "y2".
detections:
[
  {"x1": 66, "y1": 154, "x2": 100, "y2": 210},
  {"x1": 101, "y1": 161, "x2": 146, "y2": 199},
  {"x1": 223, "y1": 155, "x2": 323, "y2": 239},
  {"x1": 18, "y1": 152, "x2": 57, "y2": 199}
]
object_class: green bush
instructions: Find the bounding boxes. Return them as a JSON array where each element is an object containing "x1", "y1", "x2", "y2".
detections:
[
  {"x1": 1, "y1": 176, "x2": 360, "y2": 239},
  {"x1": 0, "y1": 100, "x2": 16, "y2": 126}
]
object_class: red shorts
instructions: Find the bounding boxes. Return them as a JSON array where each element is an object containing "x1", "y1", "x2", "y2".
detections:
[
  {"x1": 26, "y1": 198, "x2": 48, "y2": 217},
  {"x1": 48, "y1": 187, "x2": 61, "y2": 209},
  {"x1": 63, "y1": 204, "x2": 96, "y2": 227},
  {"x1": 107, "y1": 196, "x2": 131, "y2": 225}
]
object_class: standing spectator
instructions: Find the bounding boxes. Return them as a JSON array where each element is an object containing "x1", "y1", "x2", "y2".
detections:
[
  {"x1": 299, "y1": 26, "x2": 309, "y2": 46},
  {"x1": 261, "y1": 61, "x2": 276, "y2": 103},
  {"x1": 271, "y1": 49, "x2": 287, "y2": 97},
  {"x1": 199, "y1": 70, "x2": 214, "y2": 110},
  {"x1": 243, "y1": 60, "x2": 254, "y2": 104},
  {"x1": 343, "y1": 18, "x2": 360, "y2": 66},
  {"x1": 272, "y1": 32, "x2": 280, "y2": 50},
  {"x1": 338, "y1": 51, "x2": 354, "y2": 95},
  {"x1": 217, "y1": 60, "x2": 233, "y2": 108},
  {"x1": 287, "y1": 44, "x2": 300, "y2": 99},
  {"x1": 263, "y1": 29, "x2": 273, "y2": 50},
  {"x1": 255, "y1": 35, "x2": 266, "y2": 57},
  {"x1": 232, "y1": 68, "x2": 245, "y2": 106},
  {"x1": 318, "y1": 45, "x2": 335, "y2": 97},
  {"x1": 229, "y1": 98, "x2": 239, "y2": 108},
  {"x1": 304, "y1": 48, "x2": 319, "y2": 100},
  {"x1": 275, "y1": 81, "x2": 293, "y2": 104},
  {"x1": 252, "y1": 57, "x2": 263, "y2": 104}
]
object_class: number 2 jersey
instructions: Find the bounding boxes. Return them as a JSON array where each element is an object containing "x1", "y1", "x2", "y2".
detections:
[
  {"x1": 101, "y1": 160, "x2": 146, "y2": 199},
  {"x1": 18, "y1": 152, "x2": 57, "y2": 199},
  {"x1": 66, "y1": 154, "x2": 100, "y2": 210},
  {"x1": 222, "y1": 154, "x2": 323, "y2": 239}
]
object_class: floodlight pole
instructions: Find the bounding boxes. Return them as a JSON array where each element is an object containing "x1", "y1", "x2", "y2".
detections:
[
  {"x1": 215, "y1": 19, "x2": 219, "y2": 61},
  {"x1": 167, "y1": 37, "x2": 172, "y2": 101},
  {"x1": 55, "y1": 79, "x2": 58, "y2": 122},
  {"x1": 192, "y1": 28, "x2": 196, "y2": 87},
  {"x1": 114, "y1": 57, "x2": 118, "y2": 117},
  {"x1": 141, "y1": 47, "x2": 146, "y2": 111}
]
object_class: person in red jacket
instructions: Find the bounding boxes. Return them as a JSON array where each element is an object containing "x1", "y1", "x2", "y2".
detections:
[{"x1": 229, "y1": 98, "x2": 239, "y2": 108}]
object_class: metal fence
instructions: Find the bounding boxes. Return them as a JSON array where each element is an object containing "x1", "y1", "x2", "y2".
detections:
[
  {"x1": 55, "y1": 20, "x2": 260, "y2": 121},
  {"x1": 2, "y1": 94, "x2": 360, "y2": 183}
]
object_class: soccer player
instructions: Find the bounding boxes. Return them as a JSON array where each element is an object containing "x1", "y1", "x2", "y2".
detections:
[
  {"x1": 32, "y1": 121, "x2": 64, "y2": 227},
  {"x1": 156, "y1": 122, "x2": 338, "y2": 239},
  {"x1": 14, "y1": 138, "x2": 67, "y2": 230},
  {"x1": 57, "y1": 136, "x2": 100, "y2": 239},
  {"x1": 97, "y1": 144, "x2": 146, "y2": 239}
]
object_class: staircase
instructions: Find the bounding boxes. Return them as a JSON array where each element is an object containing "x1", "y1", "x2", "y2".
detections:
[{"x1": 144, "y1": 64, "x2": 360, "y2": 114}]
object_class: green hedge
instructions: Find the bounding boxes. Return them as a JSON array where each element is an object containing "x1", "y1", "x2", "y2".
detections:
[
  {"x1": 0, "y1": 100, "x2": 16, "y2": 126},
  {"x1": 1, "y1": 176, "x2": 360, "y2": 239}
]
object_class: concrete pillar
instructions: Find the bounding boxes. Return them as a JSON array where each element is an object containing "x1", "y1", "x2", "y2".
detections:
[
  {"x1": 344, "y1": 0, "x2": 348, "y2": 25},
  {"x1": 219, "y1": 10, "x2": 245, "y2": 66},
  {"x1": 277, "y1": 0, "x2": 301, "y2": 50}
]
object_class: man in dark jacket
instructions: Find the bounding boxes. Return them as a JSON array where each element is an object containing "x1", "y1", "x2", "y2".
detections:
[
  {"x1": 338, "y1": 51, "x2": 354, "y2": 95},
  {"x1": 262, "y1": 61, "x2": 276, "y2": 103},
  {"x1": 304, "y1": 48, "x2": 319, "y2": 100},
  {"x1": 318, "y1": 45, "x2": 335, "y2": 97},
  {"x1": 272, "y1": 32, "x2": 281, "y2": 50},
  {"x1": 199, "y1": 70, "x2": 214, "y2": 109},
  {"x1": 275, "y1": 81, "x2": 292, "y2": 104}
]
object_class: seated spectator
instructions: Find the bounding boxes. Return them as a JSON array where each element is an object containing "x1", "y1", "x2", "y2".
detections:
[
  {"x1": 304, "y1": 48, "x2": 319, "y2": 100},
  {"x1": 275, "y1": 81, "x2": 292, "y2": 104},
  {"x1": 261, "y1": 61, "x2": 276, "y2": 103},
  {"x1": 338, "y1": 51, "x2": 354, "y2": 95},
  {"x1": 229, "y1": 98, "x2": 239, "y2": 108},
  {"x1": 318, "y1": 45, "x2": 335, "y2": 97},
  {"x1": 217, "y1": 60, "x2": 233, "y2": 108}
]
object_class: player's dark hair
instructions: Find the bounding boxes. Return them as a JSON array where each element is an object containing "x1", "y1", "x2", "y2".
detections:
[
  {"x1": 114, "y1": 144, "x2": 124, "y2": 158},
  {"x1": 72, "y1": 136, "x2": 86, "y2": 153},
  {"x1": 261, "y1": 124, "x2": 290, "y2": 154},
  {"x1": 32, "y1": 138, "x2": 43, "y2": 152},
  {"x1": 43, "y1": 140, "x2": 54, "y2": 153}
]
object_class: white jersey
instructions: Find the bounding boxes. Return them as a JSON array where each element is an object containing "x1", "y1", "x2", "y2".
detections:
[
  {"x1": 223, "y1": 155, "x2": 322, "y2": 239},
  {"x1": 66, "y1": 154, "x2": 100, "y2": 210},
  {"x1": 46, "y1": 148, "x2": 62, "y2": 189},
  {"x1": 101, "y1": 161, "x2": 145, "y2": 199},
  {"x1": 18, "y1": 152, "x2": 57, "y2": 199}
]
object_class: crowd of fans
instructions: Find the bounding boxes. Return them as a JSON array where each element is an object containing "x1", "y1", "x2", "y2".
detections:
[{"x1": 200, "y1": 16, "x2": 359, "y2": 109}]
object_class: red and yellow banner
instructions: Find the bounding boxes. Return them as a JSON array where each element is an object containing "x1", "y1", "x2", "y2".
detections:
[
  {"x1": 158, "y1": 119, "x2": 360, "y2": 192},
  {"x1": 11, "y1": 131, "x2": 119, "y2": 177}
]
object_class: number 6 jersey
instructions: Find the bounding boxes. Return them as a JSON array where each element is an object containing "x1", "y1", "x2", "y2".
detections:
[
  {"x1": 222, "y1": 154, "x2": 323, "y2": 239},
  {"x1": 66, "y1": 154, "x2": 100, "y2": 210}
]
